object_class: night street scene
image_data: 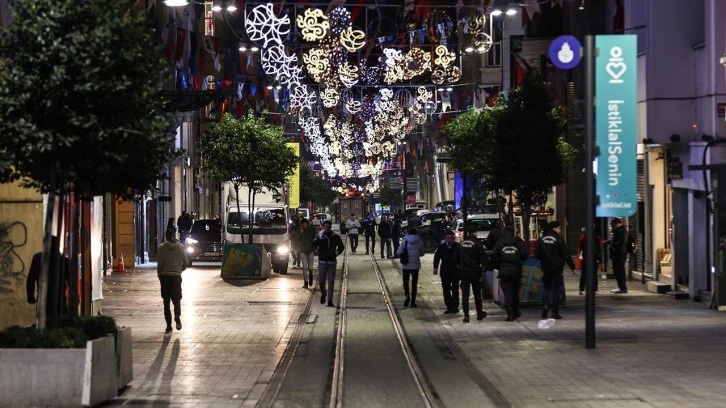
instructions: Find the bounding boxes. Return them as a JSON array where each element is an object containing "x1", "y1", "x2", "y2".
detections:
[{"x1": 2, "y1": 0, "x2": 726, "y2": 407}]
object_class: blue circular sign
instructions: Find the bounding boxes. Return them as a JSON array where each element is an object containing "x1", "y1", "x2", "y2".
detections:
[{"x1": 549, "y1": 35, "x2": 582, "y2": 70}]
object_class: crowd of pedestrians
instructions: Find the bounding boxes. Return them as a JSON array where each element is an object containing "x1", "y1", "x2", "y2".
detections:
[{"x1": 283, "y1": 211, "x2": 632, "y2": 326}]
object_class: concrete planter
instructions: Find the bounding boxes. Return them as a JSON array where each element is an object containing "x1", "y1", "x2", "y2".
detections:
[{"x1": 0, "y1": 332, "x2": 131, "y2": 407}]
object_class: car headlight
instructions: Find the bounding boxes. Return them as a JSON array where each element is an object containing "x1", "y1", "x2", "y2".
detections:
[
  {"x1": 276, "y1": 245, "x2": 289, "y2": 254},
  {"x1": 186, "y1": 246, "x2": 195, "y2": 254},
  {"x1": 185, "y1": 237, "x2": 198, "y2": 245}
]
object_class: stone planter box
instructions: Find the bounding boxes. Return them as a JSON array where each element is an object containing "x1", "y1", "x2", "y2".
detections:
[{"x1": 0, "y1": 328, "x2": 133, "y2": 407}]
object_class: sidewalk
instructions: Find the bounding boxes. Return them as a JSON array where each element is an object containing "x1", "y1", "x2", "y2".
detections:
[{"x1": 101, "y1": 258, "x2": 726, "y2": 407}]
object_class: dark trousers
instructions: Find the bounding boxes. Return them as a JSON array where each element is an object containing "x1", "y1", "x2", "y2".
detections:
[
  {"x1": 163, "y1": 297, "x2": 181, "y2": 327},
  {"x1": 611, "y1": 253, "x2": 627, "y2": 291},
  {"x1": 392, "y1": 237, "x2": 400, "y2": 255},
  {"x1": 380, "y1": 238, "x2": 392, "y2": 258},
  {"x1": 460, "y1": 273, "x2": 483, "y2": 315},
  {"x1": 403, "y1": 269, "x2": 419, "y2": 304},
  {"x1": 365, "y1": 234, "x2": 376, "y2": 253},
  {"x1": 349, "y1": 234, "x2": 359, "y2": 253},
  {"x1": 579, "y1": 261, "x2": 599, "y2": 292},
  {"x1": 500, "y1": 277, "x2": 521, "y2": 318},
  {"x1": 440, "y1": 271, "x2": 459, "y2": 311},
  {"x1": 542, "y1": 272, "x2": 563, "y2": 312}
]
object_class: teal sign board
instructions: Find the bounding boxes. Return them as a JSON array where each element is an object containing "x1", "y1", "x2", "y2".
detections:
[
  {"x1": 221, "y1": 244, "x2": 263, "y2": 278},
  {"x1": 595, "y1": 35, "x2": 637, "y2": 217}
]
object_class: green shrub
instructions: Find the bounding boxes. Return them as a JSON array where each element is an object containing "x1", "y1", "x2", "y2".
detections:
[{"x1": 0, "y1": 316, "x2": 118, "y2": 348}]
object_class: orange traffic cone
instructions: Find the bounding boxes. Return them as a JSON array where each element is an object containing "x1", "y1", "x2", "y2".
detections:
[{"x1": 117, "y1": 253, "x2": 126, "y2": 273}]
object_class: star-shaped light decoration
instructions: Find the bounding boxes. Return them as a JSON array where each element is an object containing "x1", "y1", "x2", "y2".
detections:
[{"x1": 245, "y1": 3, "x2": 291, "y2": 48}]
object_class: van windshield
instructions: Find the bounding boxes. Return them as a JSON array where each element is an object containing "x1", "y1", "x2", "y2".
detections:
[{"x1": 227, "y1": 208, "x2": 287, "y2": 234}]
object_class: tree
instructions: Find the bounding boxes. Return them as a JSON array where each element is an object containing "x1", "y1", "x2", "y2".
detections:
[
  {"x1": 199, "y1": 112, "x2": 298, "y2": 243},
  {"x1": 0, "y1": 0, "x2": 177, "y2": 328},
  {"x1": 444, "y1": 107, "x2": 496, "y2": 182},
  {"x1": 380, "y1": 183, "x2": 402, "y2": 209},
  {"x1": 490, "y1": 70, "x2": 577, "y2": 240},
  {"x1": 299, "y1": 161, "x2": 337, "y2": 213}
]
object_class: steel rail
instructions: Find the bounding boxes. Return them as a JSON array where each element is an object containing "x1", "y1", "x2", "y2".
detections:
[{"x1": 329, "y1": 247, "x2": 350, "y2": 408}]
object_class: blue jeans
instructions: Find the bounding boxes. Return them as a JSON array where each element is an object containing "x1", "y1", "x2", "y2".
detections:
[{"x1": 318, "y1": 261, "x2": 337, "y2": 302}]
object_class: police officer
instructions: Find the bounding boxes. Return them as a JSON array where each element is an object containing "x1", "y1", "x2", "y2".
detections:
[
  {"x1": 492, "y1": 225, "x2": 529, "y2": 321},
  {"x1": 536, "y1": 221, "x2": 576, "y2": 319},
  {"x1": 453, "y1": 225, "x2": 489, "y2": 323}
]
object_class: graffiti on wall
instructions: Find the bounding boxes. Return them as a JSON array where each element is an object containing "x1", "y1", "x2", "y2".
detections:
[{"x1": 0, "y1": 222, "x2": 28, "y2": 294}]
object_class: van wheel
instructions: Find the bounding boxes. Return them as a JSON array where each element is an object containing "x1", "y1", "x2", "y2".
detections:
[{"x1": 423, "y1": 237, "x2": 437, "y2": 253}]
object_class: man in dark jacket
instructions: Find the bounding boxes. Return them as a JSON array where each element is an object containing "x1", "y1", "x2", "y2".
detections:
[
  {"x1": 453, "y1": 225, "x2": 489, "y2": 323},
  {"x1": 391, "y1": 216, "x2": 403, "y2": 258},
  {"x1": 536, "y1": 221, "x2": 576, "y2": 319},
  {"x1": 609, "y1": 217, "x2": 628, "y2": 294},
  {"x1": 363, "y1": 213, "x2": 377, "y2": 255},
  {"x1": 433, "y1": 230, "x2": 459, "y2": 314},
  {"x1": 313, "y1": 220, "x2": 345, "y2": 307},
  {"x1": 378, "y1": 214, "x2": 393, "y2": 259},
  {"x1": 492, "y1": 226, "x2": 529, "y2": 321}
]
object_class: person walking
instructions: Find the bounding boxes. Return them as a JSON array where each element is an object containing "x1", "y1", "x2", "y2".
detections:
[
  {"x1": 363, "y1": 213, "x2": 377, "y2": 255},
  {"x1": 433, "y1": 230, "x2": 459, "y2": 314},
  {"x1": 536, "y1": 221, "x2": 576, "y2": 319},
  {"x1": 492, "y1": 225, "x2": 529, "y2": 321},
  {"x1": 609, "y1": 217, "x2": 628, "y2": 293},
  {"x1": 397, "y1": 228, "x2": 426, "y2": 308},
  {"x1": 289, "y1": 215, "x2": 301, "y2": 269},
  {"x1": 177, "y1": 210, "x2": 192, "y2": 242},
  {"x1": 345, "y1": 214, "x2": 361, "y2": 254},
  {"x1": 391, "y1": 215, "x2": 403, "y2": 257},
  {"x1": 453, "y1": 225, "x2": 489, "y2": 323},
  {"x1": 157, "y1": 228, "x2": 189, "y2": 334},
  {"x1": 313, "y1": 220, "x2": 345, "y2": 307},
  {"x1": 578, "y1": 226, "x2": 603, "y2": 295},
  {"x1": 297, "y1": 218, "x2": 317, "y2": 288},
  {"x1": 378, "y1": 214, "x2": 393, "y2": 259}
]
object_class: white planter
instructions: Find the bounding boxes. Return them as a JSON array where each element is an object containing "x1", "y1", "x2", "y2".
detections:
[{"x1": 0, "y1": 335, "x2": 119, "y2": 407}]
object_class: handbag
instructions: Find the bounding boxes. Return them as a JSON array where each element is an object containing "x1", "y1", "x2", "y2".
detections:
[{"x1": 400, "y1": 240, "x2": 409, "y2": 264}]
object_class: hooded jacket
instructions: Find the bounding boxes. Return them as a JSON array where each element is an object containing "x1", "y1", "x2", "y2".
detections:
[
  {"x1": 536, "y1": 230, "x2": 575, "y2": 274},
  {"x1": 157, "y1": 240, "x2": 188, "y2": 276},
  {"x1": 397, "y1": 232, "x2": 426, "y2": 270}
]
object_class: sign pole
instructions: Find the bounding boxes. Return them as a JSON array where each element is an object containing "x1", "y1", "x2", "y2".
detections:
[{"x1": 585, "y1": 35, "x2": 596, "y2": 349}]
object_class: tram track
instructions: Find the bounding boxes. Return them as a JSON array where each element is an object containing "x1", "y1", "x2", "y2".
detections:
[{"x1": 259, "y1": 242, "x2": 510, "y2": 408}]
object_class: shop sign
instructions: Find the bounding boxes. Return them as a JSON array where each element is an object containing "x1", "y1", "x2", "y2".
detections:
[{"x1": 595, "y1": 35, "x2": 637, "y2": 217}]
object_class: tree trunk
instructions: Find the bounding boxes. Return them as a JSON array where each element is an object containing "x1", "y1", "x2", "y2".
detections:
[{"x1": 233, "y1": 183, "x2": 244, "y2": 244}]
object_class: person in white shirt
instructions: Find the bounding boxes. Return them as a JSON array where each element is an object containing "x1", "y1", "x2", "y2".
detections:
[{"x1": 345, "y1": 214, "x2": 362, "y2": 254}]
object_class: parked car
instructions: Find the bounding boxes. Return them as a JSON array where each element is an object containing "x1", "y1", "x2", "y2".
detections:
[
  {"x1": 184, "y1": 219, "x2": 224, "y2": 265},
  {"x1": 454, "y1": 214, "x2": 499, "y2": 243}
]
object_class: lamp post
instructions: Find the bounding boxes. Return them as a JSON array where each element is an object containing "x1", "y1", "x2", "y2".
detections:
[{"x1": 489, "y1": 4, "x2": 518, "y2": 91}]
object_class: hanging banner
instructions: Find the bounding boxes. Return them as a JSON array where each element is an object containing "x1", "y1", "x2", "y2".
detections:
[
  {"x1": 286, "y1": 143, "x2": 300, "y2": 209},
  {"x1": 595, "y1": 35, "x2": 637, "y2": 217}
]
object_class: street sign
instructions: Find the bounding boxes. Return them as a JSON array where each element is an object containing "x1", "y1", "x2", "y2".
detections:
[
  {"x1": 549, "y1": 35, "x2": 582, "y2": 70},
  {"x1": 595, "y1": 35, "x2": 637, "y2": 217}
]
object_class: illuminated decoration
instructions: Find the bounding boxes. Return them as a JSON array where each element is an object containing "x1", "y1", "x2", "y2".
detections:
[
  {"x1": 433, "y1": 45, "x2": 455, "y2": 68},
  {"x1": 472, "y1": 32, "x2": 493, "y2": 53},
  {"x1": 289, "y1": 85, "x2": 317, "y2": 112},
  {"x1": 261, "y1": 44, "x2": 302, "y2": 87},
  {"x1": 381, "y1": 48, "x2": 404, "y2": 84},
  {"x1": 416, "y1": 86, "x2": 433, "y2": 103},
  {"x1": 340, "y1": 27, "x2": 366, "y2": 52},
  {"x1": 402, "y1": 47, "x2": 431, "y2": 80},
  {"x1": 359, "y1": 65, "x2": 380, "y2": 84},
  {"x1": 466, "y1": 14, "x2": 486, "y2": 33},
  {"x1": 302, "y1": 48, "x2": 329, "y2": 82},
  {"x1": 296, "y1": 8, "x2": 329, "y2": 41},
  {"x1": 245, "y1": 3, "x2": 291, "y2": 48},
  {"x1": 424, "y1": 9, "x2": 453, "y2": 44},
  {"x1": 338, "y1": 61, "x2": 360, "y2": 88},
  {"x1": 322, "y1": 87, "x2": 340, "y2": 107},
  {"x1": 346, "y1": 99, "x2": 362, "y2": 114},
  {"x1": 329, "y1": 6, "x2": 352, "y2": 36}
]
